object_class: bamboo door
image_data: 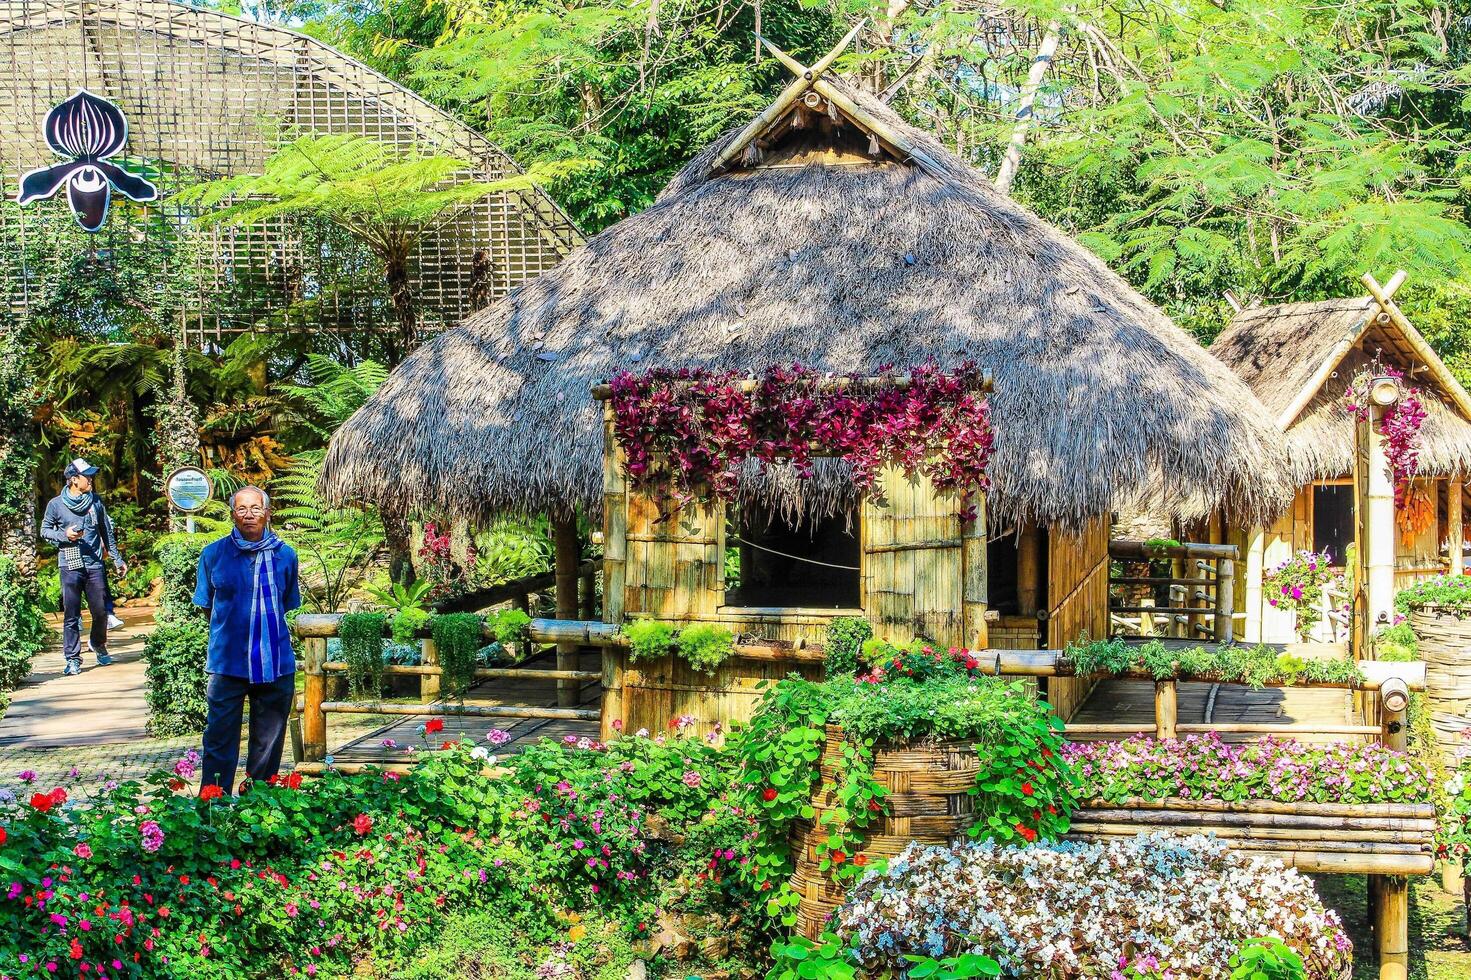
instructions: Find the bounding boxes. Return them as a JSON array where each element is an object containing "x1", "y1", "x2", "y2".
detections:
[{"x1": 861, "y1": 466, "x2": 967, "y2": 648}]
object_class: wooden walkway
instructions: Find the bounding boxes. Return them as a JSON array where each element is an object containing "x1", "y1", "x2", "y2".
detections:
[
  {"x1": 1070, "y1": 679, "x2": 1355, "y2": 742},
  {"x1": 320, "y1": 650, "x2": 603, "y2": 769}
]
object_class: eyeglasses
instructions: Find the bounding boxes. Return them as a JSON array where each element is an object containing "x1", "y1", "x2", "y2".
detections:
[{"x1": 234, "y1": 506, "x2": 267, "y2": 516}]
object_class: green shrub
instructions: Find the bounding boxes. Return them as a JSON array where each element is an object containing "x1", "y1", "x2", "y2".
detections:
[
  {"x1": 676, "y1": 623, "x2": 735, "y2": 673},
  {"x1": 142, "y1": 540, "x2": 209, "y2": 735},
  {"x1": 339, "y1": 611, "x2": 388, "y2": 699},
  {"x1": 0, "y1": 555, "x2": 52, "y2": 713},
  {"x1": 823, "y1": 616, "x2": 872, "y2": 678},
  {"x1": 622, "y1": 618, "x2": 675, "y2": 661},
  {"x1": 143, "y1": 616, "x2": 212, "y2": 735},
  {"x1": 390, "y1": 607, "x2": 432, "y2": 644},
  {"x1": 1230, "y1": 936, "x2": 1308, "y2": 980},
  {"x1": 490, "y1": 606, "x2": 532, "y2": 646},
  {"x1": 1063, "y1": 636, "x2": 1364, "y2": 688}
]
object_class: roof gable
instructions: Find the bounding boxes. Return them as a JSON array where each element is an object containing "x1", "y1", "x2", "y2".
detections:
[{"x1": 1210, "y1": 273, "x2": 1471, "y2": 430}]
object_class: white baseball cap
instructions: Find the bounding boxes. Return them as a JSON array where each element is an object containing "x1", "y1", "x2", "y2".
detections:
[{"x1": 65, "y1": 457, "x2": 99, "y2": 478}]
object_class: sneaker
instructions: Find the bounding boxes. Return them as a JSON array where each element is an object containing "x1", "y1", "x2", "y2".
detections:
[
  {"x1": 107, "y1": 614, "x2": 124, "y2": 630},
  {"x1": 63, "y1": 661, "x2": 82, "y2": 676},
  {"x1": 95, "y1": 650, "x2": 113, "y2": 666}
]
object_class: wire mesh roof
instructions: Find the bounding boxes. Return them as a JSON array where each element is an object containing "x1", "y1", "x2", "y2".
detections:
[{"x1": 0, "y1": 0, "x2": 581, "y2": 343}]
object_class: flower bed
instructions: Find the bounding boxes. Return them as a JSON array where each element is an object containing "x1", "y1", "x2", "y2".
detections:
[
  {"x1": 1063, "y1": 733, "x2": 1434, "y2": 806},
  {"x1": 1062, "y1": 637, "x2": 1363, "y2": 687},
  {"x1": 835, "y1": 833, "x2": 1353, "y2": 979},
  {"x1": 0, "y1": 728, "x2": 757, "y2": 978}
]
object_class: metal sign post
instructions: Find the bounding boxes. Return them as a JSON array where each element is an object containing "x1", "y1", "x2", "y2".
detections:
[{"x1": 164, "y1": 466, "x2": 212, "y2": 533}]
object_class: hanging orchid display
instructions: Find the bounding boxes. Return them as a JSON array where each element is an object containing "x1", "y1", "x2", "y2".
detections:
[{"x1": 16, "y1": 88, "x2": 158, "y2": 232}]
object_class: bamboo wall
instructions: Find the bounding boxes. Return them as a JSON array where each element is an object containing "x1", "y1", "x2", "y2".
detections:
[
  {"x1": 1045, "y1": 516, "x2": 1109, "y2": 720},
  {"x1": 1213, "y1": 478, "x2": 1454, "y2": 644}
]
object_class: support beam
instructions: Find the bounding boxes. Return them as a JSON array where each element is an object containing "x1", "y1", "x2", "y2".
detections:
[
  {"x1": 1155, "y1": 679, "x2": 1178, "y2": 739},
  {"x1": 1449, "y1": 479, "x2": 1463, "y2": 575},
  {"x1": 1244, "y1": 527, "x2": 1265, "y2": 643},
  {"x1": 301, "y1": 637, "x2": 327, "y2": 763},
  {"x1": 1016, "y1": 526, "x2": 1043, "y2": 616},
  {"x1": 1357, "y1": 398, "x2": 1398, "y2": 639},
  {"x1": 553, "y1": 512, "x2": 582, "y2": 708},
  {"x1": 1376, "y1": 875, "x2": 1409, "y2": 980},
  {"x1": 1213, "y1": 557, "x2": 1235, "y2": 643}
]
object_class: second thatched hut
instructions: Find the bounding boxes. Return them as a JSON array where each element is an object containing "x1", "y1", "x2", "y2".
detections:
[{"x1": 323, "y1": 54, "x2": 1295, "y2": 734}]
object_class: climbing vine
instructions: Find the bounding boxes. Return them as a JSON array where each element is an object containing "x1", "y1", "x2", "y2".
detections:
[
  {"x1": 338, "y1": 612, "x2": 387, "y2": 699},
  {"x1": 607, "y1": 362, "x2": 993, "y2": 510}
]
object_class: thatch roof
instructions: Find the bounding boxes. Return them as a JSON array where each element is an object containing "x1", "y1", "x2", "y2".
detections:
[
  {"x1": 1211, "y1": 295, "x2": 1471, "y2": 483},
  {"x1": 322, "y1": 76, "x2": 1295, "y2": 531}
]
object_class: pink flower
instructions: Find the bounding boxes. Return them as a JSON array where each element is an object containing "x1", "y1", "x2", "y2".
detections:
[
  {"x1": 73, "y1": 843, "x2": 92, "y2": 860},
  {"x1": 140, "y1": 821, "x2": 164, "y2": 853},
  {"x1": 682, "y1": 770, "x2": 703, "y2": 788}
]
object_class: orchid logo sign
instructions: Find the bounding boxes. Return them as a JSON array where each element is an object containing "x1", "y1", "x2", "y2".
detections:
[{"x1": 16, "y1": 88, "x2": 158, "y2": 232}]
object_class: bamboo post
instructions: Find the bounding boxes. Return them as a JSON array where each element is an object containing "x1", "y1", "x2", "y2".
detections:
[
  {"x1": 1168, "y1": 584, "x2": 1186, "y2": 638},
  {"x1": 580, "y1": 567, "x2": 597, "y2": 620},
  {"x1": 1155, "y1": 679, "x2": 1178, "y2": 740},
  {"x1": 962, "y1": 492, "x2": 989, "y2": 649},
  {"x1": 1380, "y1": 679, "x2": 1409, "y2": 750},
  {"x1": 554, "y1": 512, "x2": 582, "y2": 708},
  {"x1": 1213, "y1": 557, "x2": 1235, "y2": 643},
  {"x1": 1450, "y1": 479, "x2": 1464, "y2": 574},
  {"x1": 420, "y1": 637, "x2": 440, "y2": 704},
  {"x1": 1376, "y1": 875, "x2": 1409, "y2": 980},
  {"x1": 301, "y1": 636, "x2": 327, "y2": 763},
  {"x1": 1357, "y1": 390, "x2": 1398, "y2": 637},
  {"x1": 1244, "y1": 528, "x2": 1265, "y2": 643},
  {"x1": 1016, "y1": 526, "x2": 1043, "y2": 616}
]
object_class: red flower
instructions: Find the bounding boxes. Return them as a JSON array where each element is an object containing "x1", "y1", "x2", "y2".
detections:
[
  {"x1": 1021, "y1": 782, "x2": 1034, "y2": 796},
  {"x1": 286, "y1": 773, "x2": 303, "y2": 790},
  {"x1": 761, "y1": 787, "x2": 778, "y2": 802},
  {"x1": 199, "y1": 785, "x2": 224, "y2": 802},
  {"x1": 853, "y1": 854, "x2": 869, "y2": 867},
  {"x1": 51, "y1": 788, "x2": 68, "y2": 805},
  {"x1": 425, "y1": 719, "x2": 444, "y2": 735},
  {"x1": 0, "y1": 827, "x2": 6, "y2": 845},
  {"x1": 830, "y1": 851, "x2": 845, "y2": 864},
  {"x1": 1015, "y1": 823, "x2": 1037, "y2": 843},
  {"x1": 867, "y1": 799, "x2": 882, "y2": 812},
  {"x1": 352, "y1": 813, "x2": 373, "y2": 836},
  {"x1": 440, "y1": 740, "x2": 457, "y2": 750},
  {"x1": 30, "y1": 792, "x2": 55, "y2": 812},
  {"x1": 167, "y1": 778, "x2": 185, "y2": 792}
]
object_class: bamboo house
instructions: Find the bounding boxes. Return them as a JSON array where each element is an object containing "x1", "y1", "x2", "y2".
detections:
[
  {"x1": 1205, "y1": 279, "x2": 1471, "y2": 643},
  {"x1": 322, "y1": 40, "x2": 1296, "y2": 734}
]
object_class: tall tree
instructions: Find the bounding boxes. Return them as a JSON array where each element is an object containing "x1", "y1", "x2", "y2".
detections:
[{"x1": 177, "y1": 134, "x2": 523, "y2": 361}]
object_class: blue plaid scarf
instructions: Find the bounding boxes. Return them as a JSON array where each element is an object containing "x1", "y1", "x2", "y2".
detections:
[{"x1": 231, "y1": 527, "x2": 286, "y2": 684}]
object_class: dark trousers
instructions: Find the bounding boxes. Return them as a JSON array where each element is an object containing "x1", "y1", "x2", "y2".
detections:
[
  {"x1": 201, "y1": 672, "x2": 296, "y2": 791},
  {"x1": 59, "y1": 565, "x2": 108, "y2": 665}
]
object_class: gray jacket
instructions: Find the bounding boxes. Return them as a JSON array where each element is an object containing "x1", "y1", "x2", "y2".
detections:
[{"x1": 40, "y1": 493, "x2": 123, "y2": 571}]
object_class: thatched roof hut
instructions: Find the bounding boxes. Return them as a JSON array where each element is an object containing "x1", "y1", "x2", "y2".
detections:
[
  {"x1": 322, "y1": 68, "x2": 1293, "y2": 532},
  {"x1": 1211, "y1": 292, "x2": 1471, "y2": 483}
]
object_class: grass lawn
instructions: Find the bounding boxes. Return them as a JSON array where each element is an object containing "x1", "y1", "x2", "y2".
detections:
[{"x1": 1314, "y1": 873, "x2": 1471, "y2": 979}]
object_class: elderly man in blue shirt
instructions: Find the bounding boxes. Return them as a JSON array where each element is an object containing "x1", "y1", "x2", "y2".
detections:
[{"x1": 194, "y1": 485, "x2": 302, "y2": 791}]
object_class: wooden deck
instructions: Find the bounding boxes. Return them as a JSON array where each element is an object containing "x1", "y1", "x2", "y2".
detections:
[
  {"x1": 1069, "y1": 679, "x2": 1355, "y2": 743},
  {"x1": 315, "y1": 650, "x2": 603, "y2": 770}
]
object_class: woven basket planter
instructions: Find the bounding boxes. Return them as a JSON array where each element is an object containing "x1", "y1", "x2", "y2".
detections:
[
  {"x1": 788, "y1": 724, "x2": 982, "y2": 938},
  {"x1": 1410, "y1": 605, "x2": 1471, "y2": 755}
]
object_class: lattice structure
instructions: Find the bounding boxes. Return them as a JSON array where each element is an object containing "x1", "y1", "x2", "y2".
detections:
[{"x1": 0, "y1": 0, "x2": 581, "y2": 343}]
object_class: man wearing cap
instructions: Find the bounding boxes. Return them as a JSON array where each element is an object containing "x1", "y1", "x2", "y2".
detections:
[
  {"x1": 40, "y1": 458, "x2": 126, "y2": 675},
  {"x1": 194, "y1": 486, "x2": 301, "y2": 791}
]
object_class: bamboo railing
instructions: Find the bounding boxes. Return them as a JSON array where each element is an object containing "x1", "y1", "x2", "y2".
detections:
[{"x1": 1108, "y1": 539, "x2": 1237, "y2": 642}]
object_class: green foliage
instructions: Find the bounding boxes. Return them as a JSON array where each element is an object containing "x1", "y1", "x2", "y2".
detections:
[
  {"x1": 621, "y1": 618, "x2": 675, "y2": 662},
  {"x1": 143, "y1": 542, "x2": 210, "y2": 734},
  {"x1": 142, "y1": 617, "x2": 213, "y2": 736},
  {"x1": 275, "y1": 354, "x2": 390, "y2": 445},
  {"x1": 1230, "y1": 936, "x2": 1308, "y2": 980},
  {"x1": 339, "y1": 611, "x2": 388, "y2": 699},
  {"x1": 0, "y1": 327, "x2": 39, "y2": 533},
  {"x1": 391, "y1": 607, "x2": 433, "y2": 645},
  {"x1": 1064, "y1": 636, "x2": 1365, "y2": 688},
  {"x1": 269, "y1": 452, "x2": 384, "y2": 613},
  {"x1": 675, "y1": 623, "x2": 735, "y2": 673},
  {"x1": 489, "y1": 606, "x2": 532, "y2": 646},
  {"x1": 472, "y1": 518, "x2": 554, "y2": 585},
  {"x1": 823, "y1": 616, "x2": 872, "y2": 679},
  {"x1": 1396, "y1": 574, "x2": 1471, "y2": 616},
  {"x1": 0, "y1": 556, "x2": 53, "y2": 714},
  {"x1": 431, "y1": 612, "x2": 485, "y2": 701},
  {"x1": 365, "y1": 577, "x2": 437, "y2": 643},
  {"x1": 729, "y1": 665, "x2": 1076, "y2": 926}
]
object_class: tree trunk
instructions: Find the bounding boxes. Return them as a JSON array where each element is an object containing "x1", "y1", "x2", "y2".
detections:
[
  {"x1": 384, "y1": 511, "x2": 414, "y2": 586},
  {"x1": 385, "y1": 254, "x2": 417, "y2": 367},
  {"x1": 994, "y1": 21, "x2": 1062, "y2": 197},
  {"x1": 553, "y1": 511, "x2": 582, "y2": 708}
]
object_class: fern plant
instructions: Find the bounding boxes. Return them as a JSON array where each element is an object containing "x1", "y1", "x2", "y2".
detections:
[{"x1": 269, "y1": 451, "x2": 384, "y2": 612}]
